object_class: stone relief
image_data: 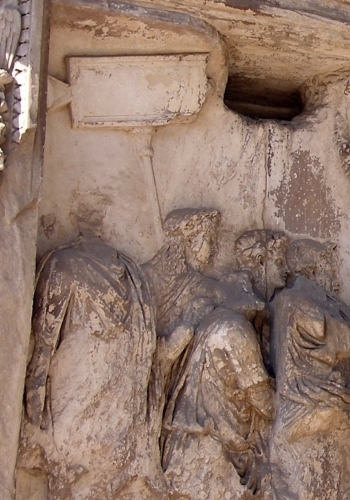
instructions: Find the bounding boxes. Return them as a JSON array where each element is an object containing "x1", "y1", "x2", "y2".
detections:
[
  {"x1": 161, "y1": 228, "x2": 288, "y2": 500},
  {"x1": 270, "y1": 239, "x2": 350, "y2": 500},
  {"x1": 20, "y1": 196, "x2": 168, "y2": 499},
  {"x1": 17, "y1": 203, "x2": 350, "y2": 500},
  {"x1": 0, "y1": 0, "x2": 21, "y2": 169}
]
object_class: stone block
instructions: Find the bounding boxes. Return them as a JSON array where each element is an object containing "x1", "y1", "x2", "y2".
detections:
[{"x1": 67, "y1": 54, "x2": 209, "y2": 128}]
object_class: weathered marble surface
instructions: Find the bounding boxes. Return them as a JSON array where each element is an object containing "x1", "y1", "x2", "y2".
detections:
[
  {"x1": 270, "y1": 240, "x2": 350, "y2": 500},
  {"x1": 18, "y1": 201, "x2": 350, "y2": 500},
  {"x1": 0, "y1": 1, "x2": 48, "y2": 499},
  {"x1": 19, "y1": 197, "x2": 167, "y2": 499},
  {"x1": 161, "y1": 228, "x2": 287, "y2": 500},
  {"x1": 5, "y1": 2, "x2": 350, "y2": 500}
]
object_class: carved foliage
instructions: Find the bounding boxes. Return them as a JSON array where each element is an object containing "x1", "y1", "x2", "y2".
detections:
[{"x1": 0, "y1": 0, "x2": 21, "y2": 167}]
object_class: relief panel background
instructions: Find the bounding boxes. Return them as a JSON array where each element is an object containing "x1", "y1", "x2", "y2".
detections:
[
  {"x1": 265, "y1": 80, "x2": 350, "y2": 303},
  {"x1": 16, "y1": 3, "x2": 350, "y2": 500},
  {"x1": 38, "y1": 5, "x2": 218, "y2": 262}
]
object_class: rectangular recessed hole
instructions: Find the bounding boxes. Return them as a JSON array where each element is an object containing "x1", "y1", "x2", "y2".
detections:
[{"x1": 224, "y1": 77, "x2": 303, "y2": 121}]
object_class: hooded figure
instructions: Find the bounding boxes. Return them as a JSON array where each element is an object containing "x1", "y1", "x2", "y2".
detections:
[
  {"x1": 270, "y1": 239, "x2": 350, "y2": 500},
  {"x1": 157, "y1": 225, "x2": 287, "y2": 500},
  {"x1": 20, "y1": 193, "x2": 167, "y2": 500}
]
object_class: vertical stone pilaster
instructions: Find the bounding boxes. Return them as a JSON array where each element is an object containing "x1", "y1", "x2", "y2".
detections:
[{"x1": 0, "y1": 1, "x2": 50, "y2": 498}]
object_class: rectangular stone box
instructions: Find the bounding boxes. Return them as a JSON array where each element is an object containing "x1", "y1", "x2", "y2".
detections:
[{"x1": 67, "y1": 54, "x2": 209, "y2": 128}]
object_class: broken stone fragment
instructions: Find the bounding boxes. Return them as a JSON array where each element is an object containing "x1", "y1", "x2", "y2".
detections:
[{"x1": 0, "y1": 69, "x2": 13, "y2": 88}]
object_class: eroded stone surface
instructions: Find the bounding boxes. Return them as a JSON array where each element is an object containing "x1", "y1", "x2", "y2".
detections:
[
  {"x1": 270, "y1": 240, "x2": 350, "y2": 500},
  {"x1": 4, "y1": 1, "x2": 350, "y2": 500},
  {"x1": 16, "y1": 210, "x2": 350, "y2": 500}
]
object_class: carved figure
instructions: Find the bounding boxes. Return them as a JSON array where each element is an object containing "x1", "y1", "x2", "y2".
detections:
[
  {"x1": 143, "y1": 209, "x2": 265, "y2": 340},
  {"x1": 270, "y1": 239, "x2": 350, "y2": 500},
  {"x1": 159, "y1": 226, "x2": 288, "y2": 500},
  {"x1": 20, "y1": 201, "x2": 295, "y2": 500},
  {"x1": 235, "y1": 229, "x2": 289, "y2": 302},
  {"x1": 234, "y1": 229, "x2": 290, "y2": 373},
  {"x1": 20, "y1": 195, "x2": 168, "y2": 499}
]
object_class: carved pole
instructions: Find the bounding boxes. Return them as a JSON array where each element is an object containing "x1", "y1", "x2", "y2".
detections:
[{"x1": 133, "y1": 127, "x2": 164, "y2": 248}]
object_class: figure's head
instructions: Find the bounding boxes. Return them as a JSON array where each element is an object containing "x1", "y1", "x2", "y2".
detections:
[
  {"x1": 164, "y1": 208, "x2": 221, "y2": 270},
  {"x1": 235, "y1": 229, "x2": 289, "y2": 300},
  {"x1": 287, "y1": 238, "x2": 338, "y2": 293},
  {"x1": 71, "y1": 191, "x2": 110, "y2": 234}
]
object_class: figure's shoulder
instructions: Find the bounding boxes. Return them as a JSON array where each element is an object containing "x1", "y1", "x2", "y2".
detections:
[{"x1": 36, "y1": 238, "x2": 87, "y2": 281}]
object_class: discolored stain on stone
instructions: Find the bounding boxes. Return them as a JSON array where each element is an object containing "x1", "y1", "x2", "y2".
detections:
[
  {"x1": 273, "y1": 149, "x2": 340, "y2": 238},
  {"x1": 218, "y1": 0, "x2": 270, "y2": 13},
  {"x1": 221, "y1": 0, "x2": 350, "y2": 23},
  {"x1": 40, "y1": 213, "x2": 58, "y2": 240}
]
